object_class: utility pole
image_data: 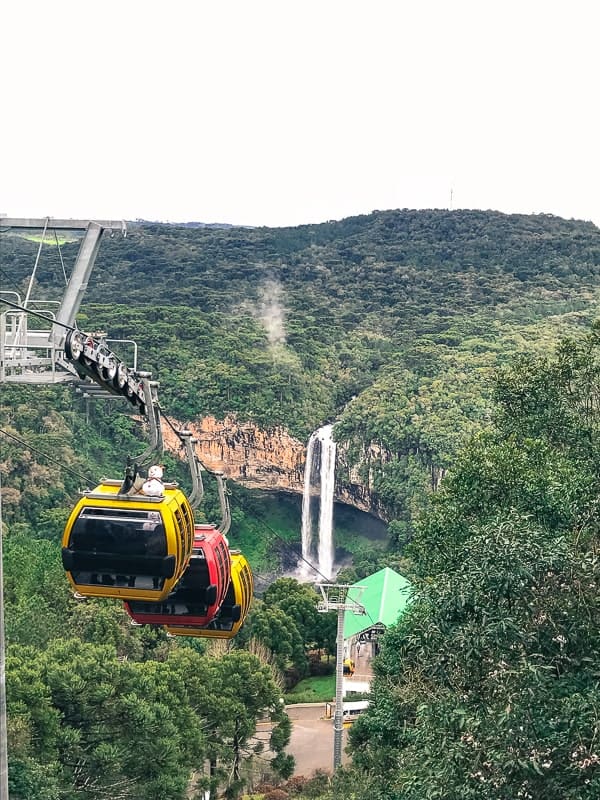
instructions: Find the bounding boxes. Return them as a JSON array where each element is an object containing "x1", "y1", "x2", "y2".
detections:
[{"x1": 317, "y1": 584, "x2": 365, "y2": 770}]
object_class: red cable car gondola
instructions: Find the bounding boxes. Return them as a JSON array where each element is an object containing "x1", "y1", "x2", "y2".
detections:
[
  {"x1": 123, "y1": 523, "x2": 231, "y2": 626},
  {"x1": 165, "y1": 550, "x2": 253, "y2": 640}
]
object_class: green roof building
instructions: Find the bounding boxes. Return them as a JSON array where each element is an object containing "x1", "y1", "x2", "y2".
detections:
[{"x1": 344, "y1": 567, "x2": 412, "y2": 641}]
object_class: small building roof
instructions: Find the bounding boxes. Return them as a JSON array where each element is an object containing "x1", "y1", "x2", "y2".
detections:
[{"x1": 344, "y1": 567, "x2": 412, "y2": 640}]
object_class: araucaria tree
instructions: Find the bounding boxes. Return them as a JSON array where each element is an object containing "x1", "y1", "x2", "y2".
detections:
[{"x1": 348, "y1": 324, "x2": 600, "y2": 800}]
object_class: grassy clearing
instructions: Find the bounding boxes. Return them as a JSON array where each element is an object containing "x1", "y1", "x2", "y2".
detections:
[{"x1": 284, "y1": 674, "x2": 335, "y2": 704}]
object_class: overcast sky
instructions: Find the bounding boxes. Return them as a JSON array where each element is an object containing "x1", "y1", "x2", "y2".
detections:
[{"x1": 1, "y1": 0, "x2": 598, "y2": 228}]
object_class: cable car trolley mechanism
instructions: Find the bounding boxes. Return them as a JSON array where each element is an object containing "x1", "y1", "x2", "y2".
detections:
[{"x1": 59, "y1": 328, "x2": 199, "y2": 600}]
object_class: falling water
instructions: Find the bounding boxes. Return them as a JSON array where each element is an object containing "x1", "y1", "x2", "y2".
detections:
[
  {"x1": 300, "y1": 423, "x2": 337, "y2": 579},
  {"x1": 317, "y1": 424, "x2": 337, "y2": 579},
  {"x1": 300, "y1": 430, "x2": 318, "y2": 568}
]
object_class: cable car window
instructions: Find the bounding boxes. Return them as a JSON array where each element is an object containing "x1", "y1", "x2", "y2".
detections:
[
  {"x1": 66, "y1": 508, "x2": 172, "y2": 589},
  {"x1": 215, "y1": 545, "x2": 226, "y2": 583},
  {"x1": 173, "y1": 508, "x2": 185, "y2": 563},
  {"x1": 211, "y1": 614, "x2": 235, "y2": 632},
  {"x1": 240, "y1": 566, "x2": 252, "y2": 611},
  {"x1": 70, "y1": 508, "x2": 167, "y2": 556},
  {"x1": 180, "y1": 502, "x2": 193, "y2": 554},
  {"x1": 208, "y1": 576, "x2": 237, "y2": 631},
  {"x1": 184, "y1": 553, "x2": 210, "y2": 595},
  {"x1": 128, "y1": 599, "x2": 191, "y2": 616}
]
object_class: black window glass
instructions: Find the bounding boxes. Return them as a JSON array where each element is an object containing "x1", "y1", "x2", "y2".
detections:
[{"x1": 70, "y1": 508, "x2": 167, "y2": 557}]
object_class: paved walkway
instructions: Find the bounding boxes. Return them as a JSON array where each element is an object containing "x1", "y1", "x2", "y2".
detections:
[
  {"x1": 285, "y1": 645, "x2": 374, "y2": 776},
  {"x1": 284, "y1": 704, "x2": 347, "y2": 776},
  {"x1": 348, "y1": 639, "x2": 375, "y2": 683}
]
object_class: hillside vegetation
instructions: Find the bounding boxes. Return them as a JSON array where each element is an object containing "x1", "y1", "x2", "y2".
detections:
[
  {"x1": 3, "y1": 209, "x2": 600, "y2": 798},
  {"x1": 4, "y1": 209, "x2": 600, "y2": 526}
]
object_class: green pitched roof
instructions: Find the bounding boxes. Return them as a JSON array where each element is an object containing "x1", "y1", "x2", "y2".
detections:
[{"x1": 343, "y1": 567, "x2": 412, "y2": 640}]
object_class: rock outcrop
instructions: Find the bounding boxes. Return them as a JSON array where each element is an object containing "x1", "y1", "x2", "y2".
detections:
[
  {"x1": 162, "y1": 414, "x2": 306, "y2": 492},
  {"x1": 161, "y1": 414, "x2": 385, "y2": 519}
]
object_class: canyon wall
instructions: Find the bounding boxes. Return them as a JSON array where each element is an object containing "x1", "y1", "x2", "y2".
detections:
[{"x1": 161, "y1": 414, "x2": 386, "y2": 519}]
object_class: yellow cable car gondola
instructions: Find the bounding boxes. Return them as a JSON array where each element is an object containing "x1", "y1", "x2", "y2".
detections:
[
  {"x1": 165, "y1": 550, "x2": 253, "y2": 640},
  {"x1": 61, "y1": 478, "x2": 194, "y2": 601}
]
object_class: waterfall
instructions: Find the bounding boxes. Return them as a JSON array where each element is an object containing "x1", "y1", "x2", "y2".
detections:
[
  {"x1": 301, "y1": 430, "x2": 318, "y2": 569},
  {"x1": 300, "y1": 423, "x2": 337, "y2": 579},
  {"x1": 317, "y1": 424, "x2": 336, "y2": 579}
]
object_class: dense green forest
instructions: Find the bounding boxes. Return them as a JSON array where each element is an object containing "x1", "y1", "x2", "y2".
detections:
[
  {"x1": 4, "y1": 209, "x2": 600, "y2": 524},
  {"x1": 2, "y1": 209, "x2": 600, "y2": 798},
  {"x1": 330, "y1": 324, "x2": 600, "y2": 800}
]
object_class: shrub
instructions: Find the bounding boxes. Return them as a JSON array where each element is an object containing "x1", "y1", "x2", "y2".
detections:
[
  {"x1": 308, "y1": 659, "x2": 334, "y2": 677},
  {"x1": 283, "y1": 775, "x2": 307, "y2": 795}
]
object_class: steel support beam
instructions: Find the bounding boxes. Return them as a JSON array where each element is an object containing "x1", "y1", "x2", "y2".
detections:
[
  {"x1": 317, "y1": 584, "x2": 366, "y2": 771},
  {"x1": 0, "y1": 217, "x2": 127, "y2": 360},
  {"x1": 51, "y1": 222, "x2": 103, "y2": 345},
  {"x1": 333, "y1": 605, "x2": 345, "y2": 768},
  {"x1": 0, "y1": 217, "x2": 126, "y2": 231}
]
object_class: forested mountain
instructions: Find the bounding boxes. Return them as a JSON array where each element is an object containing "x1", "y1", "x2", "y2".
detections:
[
  {"x1": 2, "y1": 209, "x2": 600, "y2": 798},
  {"x1": 8, "y1": 210, "x2": 600, "y2": 321},
  {"x1": 4, "y1": 209, "x2": 600, "y2": 523}
]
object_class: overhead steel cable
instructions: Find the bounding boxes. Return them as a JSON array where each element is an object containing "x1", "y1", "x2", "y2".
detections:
[
  {"x1": 0, "y1": 428, "x2": 98, "y2": 486},
  {"x1": 158, "y1": 415, "x2": 366, "y2": 590},
  {"x1": 22, "y1": 217, "x2": 49, "y2": 308},
  {"x1": 1, "y1": 420, "x2": 367, "y2": 604},
  {"x1": 1, "y1": 294, "x2": 366, "y2": 603},
  {"x1": 54, "y1": 228, "x2": 69, "y2": 285},
  {"x1": 233, "y1": 494, "x2": 380, "y2": 626},
  {"x1": 159, "y1": 412, "x2": 336, "y2": 583},
  {"x1": 226, "y1": 486, "x2": 333, "y2": 585},
  {"x1": 160, "y1": 409, "x2": 216, "y2": 477},
  {"x1": 0, "y1": 295, "x2": 77, "y2": 330},
  {"x1": 161, "y1": 410, "x2": 190, "y2": 446}
]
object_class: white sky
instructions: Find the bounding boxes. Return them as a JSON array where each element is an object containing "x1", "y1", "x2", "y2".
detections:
[{"x1": 1, "y1": 0, "x2": 598, "y2": 228}]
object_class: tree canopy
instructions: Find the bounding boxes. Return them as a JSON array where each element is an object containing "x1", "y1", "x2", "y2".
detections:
[
  {"x1": 3, "y1": 209, "x2": 600, "y2": 797},
  {"x1": 340, "y1": 323, "x2": 600, "y2": 800}
]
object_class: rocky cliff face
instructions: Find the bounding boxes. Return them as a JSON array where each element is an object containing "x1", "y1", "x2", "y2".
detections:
[
  {"x1": 162, "y1": 414, "x2": 306, "y2": 491},
  {"x1": 335, "y1": 444, "x2": 390, "y2": 520},
  {"x1": 161, "y1": 414, "x2": 385, "y2": 519}
]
